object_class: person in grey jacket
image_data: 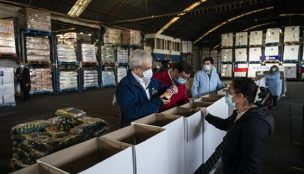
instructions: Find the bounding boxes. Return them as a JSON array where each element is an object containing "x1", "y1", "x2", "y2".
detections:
[
  {"x1": 265, "y1": 65, "x2": 281, "y2": 107},
  {"x1": 201, "y1": 77, "x2": 274, "y2": 174},
  {"x1": 192, "y1": 57, "x2": 225, "y2": 99}
]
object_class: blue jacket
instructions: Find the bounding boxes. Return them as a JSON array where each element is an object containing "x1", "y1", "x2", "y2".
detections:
[
  {"x1": 192, "y1": 67, "x2": 224, "y2": 98},
  {"x1": 265, "y1": 71, "x2": 281, "y2": 96},
  {"x1": 116, "y1": 70, "x2": 165, "y2": 127}
]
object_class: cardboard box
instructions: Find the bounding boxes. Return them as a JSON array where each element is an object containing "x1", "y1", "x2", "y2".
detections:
[
  {"x1": 102, "y1": 124, "x2": 168, "y2": 174},
  {"x1": 249, "y1": 31, "x2": 263, "y2": 46},
  {"x1": 265, "y1": 46, "x2": 279, "y2": 56},
  {"x1": 235, "y1": 32, "x2": 248, "y2": 46},
  {"x1": 0, "y1": 68, "x2": 15, "y2": 105},
  {"x1": 10, "y1": 162, "x2": 63, "y2": 174},
  {"x1": 248, "y1": 63, "x2": 261, "y2": 78},
  {"x1": 249, "y1": 47, "x2": 262, "y2": 62},
  {"x1": 38, "y1": 137, "x2": 134, "y2": 174},
  {"x1": 203, "y1": 98, "x2": 229, "y2": 162},
  {"x1": 234, "y1": 63, "x2": 248, "y2": 77},
  {"x1": 221, "y1": 33, "x2": 233, "y2": 47},
  {"x1": 221, "y1": 49, "x2": 233, "y2": 62},
  {"x1": 283, "y1": 45, "x2": 299, "y2": 61},
  {"x1": 265, "y1": 28, "x2": 281, "y2": 44},
  {"x1": 221, "y1": 64, "x2": 233, "y2": 78},
  {"x1": 18, "y1": 8, "x2": 51, "y2": 32},
  {"x1": 284, "y1": 26, "x2": 300, "y2": 43},
  {"x1": 235, "y1": 48, "x2": 247, "y2": 62},
  {"x1": 283, "y1": 63, "x2": 297, "y2": 79},
  {"x1": 162, "y1": 107, "x2": 202, "y2": 174},
  {"x1": 132, "y1": 114, "x2": 185, "y2": 174}
]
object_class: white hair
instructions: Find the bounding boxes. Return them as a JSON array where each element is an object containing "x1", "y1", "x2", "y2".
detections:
[{"x1": 129, "y1": 49, "x2": 152, "y2": 69}]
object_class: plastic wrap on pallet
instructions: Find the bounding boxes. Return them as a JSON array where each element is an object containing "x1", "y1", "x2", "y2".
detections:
[
  {"x1": 116, "y1": 66, "x2": 127, "y2": 83},
  {"x1": 81, "y1": 44, "x2": 97, "y2": 63},
  {"x1": 283, "y1": 45, "x2": 299, "y2": 61},
  {"x1": 59, "y1": 71, "x2": 78, "y2": 91},
  {"x1": 26, "y1": 36, "x2": 50, "y2": 62},
  {"x1": 284, "y1": 26, "x2": 300, "y2": 43},
  {"x1": 0, "y1": 68, "x2": 15, "y2": 105},
  {"x1": 102, "y1": 71, "x2": 116, "y2": 86},
  {"x1": 29, "y1": 68, "x2": 53, "y2": 94},
  {"x1": 265, "y1": 28, "x2": 281, "y2": 44},
  {"x1": 104, "y1": 27, "x2": 122, "y2": 45},
  {"x1": 83, "y1": 69, "x2": 98, "y2": 88},
  {"x1": 221, "y1": 33, "x2": 233, "y2": 47},
  {"x1": 249, "y1": 47, "x2": 262, "y2": 62},
  {"x1": 57, "y1": 43, "x2": 77, "y2": 63},
  {"x1": 101, "y1": 45, "x2": 115, "y2": 63},
  {"x1": 0, "y1": 19, "x2": 16, "y2": 55},
  {"x1": 235, "y1": 32, "x2": 248, "y2": 46},
  {"x1": 121, "y1": 29, "x2": 141, "y2": 45},
  {"x1": 249, "y1": 30, "x2": 263, "y2": 46},
  {"x1": 18, "y1": 8, "x2": 51, "y2": 32},
  {"x1": 117, "y1": 47, "x2": 128, "y2": 63}
]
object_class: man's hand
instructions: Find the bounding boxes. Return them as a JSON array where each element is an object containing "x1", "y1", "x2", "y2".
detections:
[
  {"x1": 161, "y1": 99, "x2": 170, "y2": 105},
  {"x1": 201, "y1": 107, "x2": 208, "y2": 117},
  {"x1": 172, "y1": 85, "x2": 178, "y2": 94}
]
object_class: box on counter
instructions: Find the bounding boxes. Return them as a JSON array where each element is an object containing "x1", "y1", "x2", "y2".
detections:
[
  {"x1": 38, "y1": 137, "x2": 134, "y2": 174},
  {"x1": 18, "y1": 8, "x2": 51, "y2": 32},
  {"x1": 102, "y1": 124, "x2": 168, "y2": 174},
  {"x1": 132, "y1": 114, "x2": 185, "y2": 174},
  {"x1": 249, "y1": 30, "x2": 263, "y2": 46}
]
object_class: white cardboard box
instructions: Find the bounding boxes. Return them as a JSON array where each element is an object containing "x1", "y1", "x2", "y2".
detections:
[
  {"x1": 221, "y1": 49, "x2": 233, "y2": 62},
  {"x1": 221, "y1": 64, "x2": 233, "y2": 78},
  {"x1": 203, "y1": 98, "x2": 229, "y2": 162},
  {"x1": 235, "y1": 48, "x2": 247, "y2": 62},
  {"x1": 284, "y1": 26, "x2": 300, "y2": 43},
  {"x1": 0, "y1": 68, "x2": 15, "y2": 105},
  {"x1": 265, "y1": 46, "x2": 279, "y2": 56},
  {"x1": 132, "y1": 114, "x2": 185, "y2": 174},
  {"x1": 249, "y1": 47, "x2": 262, "y2": 62},
  {"x1": 248, "y1": 63, "x2": 262, "y2": 78},
  {"x1": 283, "y1": 45, "x2": 299, "y2": 61},
  {"x1": 234, "y1": 63, "x2": 248, "y2": 77},
  {"x1": 221, "y1": 33, "x2": 233, "y2": 47},
  {"x1": 102, "y1": 124, "x2": 168, "y2": 174},
  {"x1": 235, "y1": 32, "x2": 248, "y2": 46},
  {"x1": 162, "y1": 107, "x2": 202, "y2": 174},
  {"x1": 249, "y1": 31, "x2": 263, "y2": 46},
  {"x1": 38, "y1": 137, "x2": 134, "y2": 174},
  {"x1": 283, "y1": 63, "x2": 297, "y2": 79},
  {"x1": 265, "y1": 28, "x2": 281, "y2": 44}
]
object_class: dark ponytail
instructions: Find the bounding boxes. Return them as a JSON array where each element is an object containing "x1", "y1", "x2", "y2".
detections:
[{"x1": 232, "y1": 77, "x2": 258, "y2": 103}]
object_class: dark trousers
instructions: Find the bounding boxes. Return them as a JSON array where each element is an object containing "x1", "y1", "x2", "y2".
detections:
[
  {"x1": 21, "y1": 85, "x2": 30, "y2": 101},
  {"x1": 272, "y1": 95, "x2": 278, "y2": 107}
]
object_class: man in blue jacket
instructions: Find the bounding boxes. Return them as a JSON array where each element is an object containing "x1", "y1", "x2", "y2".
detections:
[
  {"x1": 265, "y1": 65, "x2": 281, "y2": 107},
  {"x1": 192, "y1": 57, "x2": 225, "y2": 99},
  {"x1": 115, "y1": 49, "x2": 166, "y2": 127}
]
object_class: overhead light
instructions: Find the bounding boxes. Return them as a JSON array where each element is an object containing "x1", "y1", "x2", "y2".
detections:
[
  {"x1": 157, "y1": 0, "x2": 207, "y2": 34},
  {"x1": 67, "y1": 0, "x2": 92, "y2": 17},
  {"x1": 279, "y1": 13, "x2": 304, "y2": 16},
  {"x1": 243, "y1": 22, "x2": 276, "y2": 31},
  {"x1": 194, "y1": 6, "x2": 273, "y2": 44}
]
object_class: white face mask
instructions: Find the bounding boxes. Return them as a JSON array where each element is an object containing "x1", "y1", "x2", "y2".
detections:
[
  {"x1": 203, "y1": 64, "x2": 212, "y2": 71},
  {"x1": 143, "y1": 69, "x2": 153, "y2": 80}
]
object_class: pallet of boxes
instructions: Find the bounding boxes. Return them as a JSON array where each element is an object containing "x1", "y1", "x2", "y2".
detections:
[{"x1": 10, "y1": 107, "x2": 108, "y2": 170}]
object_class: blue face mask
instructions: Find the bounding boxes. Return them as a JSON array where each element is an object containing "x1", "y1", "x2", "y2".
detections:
[
  {"x1": 225, "y1": 94, "x2": 236, "y2": 108},
  {"x1": 175, "y1": 77, "x2": 187, "y2": 84}
]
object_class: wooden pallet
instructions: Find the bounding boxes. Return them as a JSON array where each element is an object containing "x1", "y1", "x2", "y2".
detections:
[
  {"x1": 284, "y1": 41, "x2": 300, "y2": 45},
  {"x1": 0, "y1": 53, "x2": 17, "y2": 59},
  {"x1": 82, "y1": 61, "x2": 98, "y2": 66},
  {"x1": 27, "y1": 60, "x2": 51, "y2": 65}
]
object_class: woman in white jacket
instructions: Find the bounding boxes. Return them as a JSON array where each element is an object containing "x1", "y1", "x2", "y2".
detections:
[{"x1": 192, "y1": 57, "x2": 225, "y2": 98}]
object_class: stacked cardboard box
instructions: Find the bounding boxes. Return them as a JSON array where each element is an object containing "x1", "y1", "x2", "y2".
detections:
[
  {"x1": 59, "y1": 71, "x2": 78, "y2": 91},
  {"x1": 221, "y1": 49, "x2": 233, "y2": 62},
  {"x1": 104, "y1": 27, "x2": 122, "y2": 45},
  {"x1": 221, "y1": 64, "x2": 233, "y2": 78},
  {"x1": 101, "y1": 45, "x2": 115, "y2": 63},
  {"x1": 102, "y1": 71, "x2": 116, "y2": 87},
  {"x1": 10, "y1": 108, "x2": 107, "y2": 170},
  {"x1": 265, "y1": 28, "x2": 281, "y2": 44},
  {"x1": 117, "y1": 47, "x2": 128, "y2": 63},
  {"x1": 81, "y1": 44, "x2": 97, "y2": 63},
  {"x1": 121, "y1": 29, "x2": 141, "y2": 45},
  {"x1": 249, "y1": 31, "x2": 263, "y2": 46},
  {"x1": 83, "y1": 70, "x2": 98, "y2": 88},
  {"x1": 116, "y1": 67, "x2": 127, "y2": 83},
  {"x1": 0, "y1": 19, "x2": 16, "y2": 55},
  {"x1": 56, "y1": 32, "x2": 77, "y2": 63},
  {"x1": 221, "y1": 33, "x2": 233, "y2": 47},
  {"x1": 235, "y1": 32, "x2": 248, "y2": 46},
  {"x1": 18, "y1": 8, "x2": 51, "y2": 32},
  {"x1": 30, "y1": 68, "x2": 53, "y2": 93},
  {"x1": 284, "y1": 26, "x2": 300, "y2": 43},
  {"x1": 0, "y1": 68, "x2": 15, "y2": 105},
  {"x1": 26, "y1": 36, "x2": 50, "y2": 63},
  {"x1": 249, "y1": 47, "x2": 262, "y2": 62},
  {"x1": 283, "y1": 45, "x2": 299, "y2": 61},
  {"x1": 235, "y1": 48, "x2": 247, "y2": 62}
]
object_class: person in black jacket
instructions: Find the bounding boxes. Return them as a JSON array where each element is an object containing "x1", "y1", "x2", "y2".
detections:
[
  {"x1": 16, "y1": 63, "x2": 31, "y2": 101},
  {"x1": 201, "y1": 77, "x2": 274, "y2": 174}
]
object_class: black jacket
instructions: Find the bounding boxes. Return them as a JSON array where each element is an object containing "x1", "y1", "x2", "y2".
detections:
[
  {"x1": 205, "y1": 107, "x2": 274, "y2": 174},
  {"x1": 16, "y1": 67, "x2": 31, "y2": 87}
]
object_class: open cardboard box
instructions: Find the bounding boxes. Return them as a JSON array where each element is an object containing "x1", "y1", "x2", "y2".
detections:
[
  {"x1": 10, "y1": 162, "x2": 63, "y2": 174},
  {"x1": 132, "y1": 114, "x2": 185, "y2": 174},
  {"x1": 38, "y1": 137, "x2": 134, "y2": 174},
  {"x1": 102, "y1": 124, "x2": 168, "y2": 174},
  {"x1": 201, "y1": 96, "x2": 221, "y2": 102},
  {"x1": 206, "y1": 93, "x2": 225, "y2": 99},
  {"x1": 161, "y1": 107, "x2": 203, "y2": 174}
]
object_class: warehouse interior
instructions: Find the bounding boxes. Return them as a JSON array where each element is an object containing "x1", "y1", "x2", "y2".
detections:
[{"x1": 0, "y1": 0, "x2": 304, "y2": 173}]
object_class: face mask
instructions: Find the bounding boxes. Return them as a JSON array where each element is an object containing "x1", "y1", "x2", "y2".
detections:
[
  {"x1": 225, "y1": 94, "x2": 236, "y2": 108},
  {"x1": 271, "y1": 68, "x2": 277, "y2": 72},
  {"x1": 20, "y1": 64, "x2": 25, "y2": 68},
  {"x1": 175, "y1": 77, "x2": 187, "y2": 84},
  {"x1": 143, "y1": 69, "x2": 153, "y2": 80},
  {"x1": 203, "y1": 65, "x2": 212, "y2": 71}
]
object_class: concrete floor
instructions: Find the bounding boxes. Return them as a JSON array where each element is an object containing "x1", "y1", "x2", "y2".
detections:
[{"x1": 0, "y1": 82, "x2": 303, "y2": 174}]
